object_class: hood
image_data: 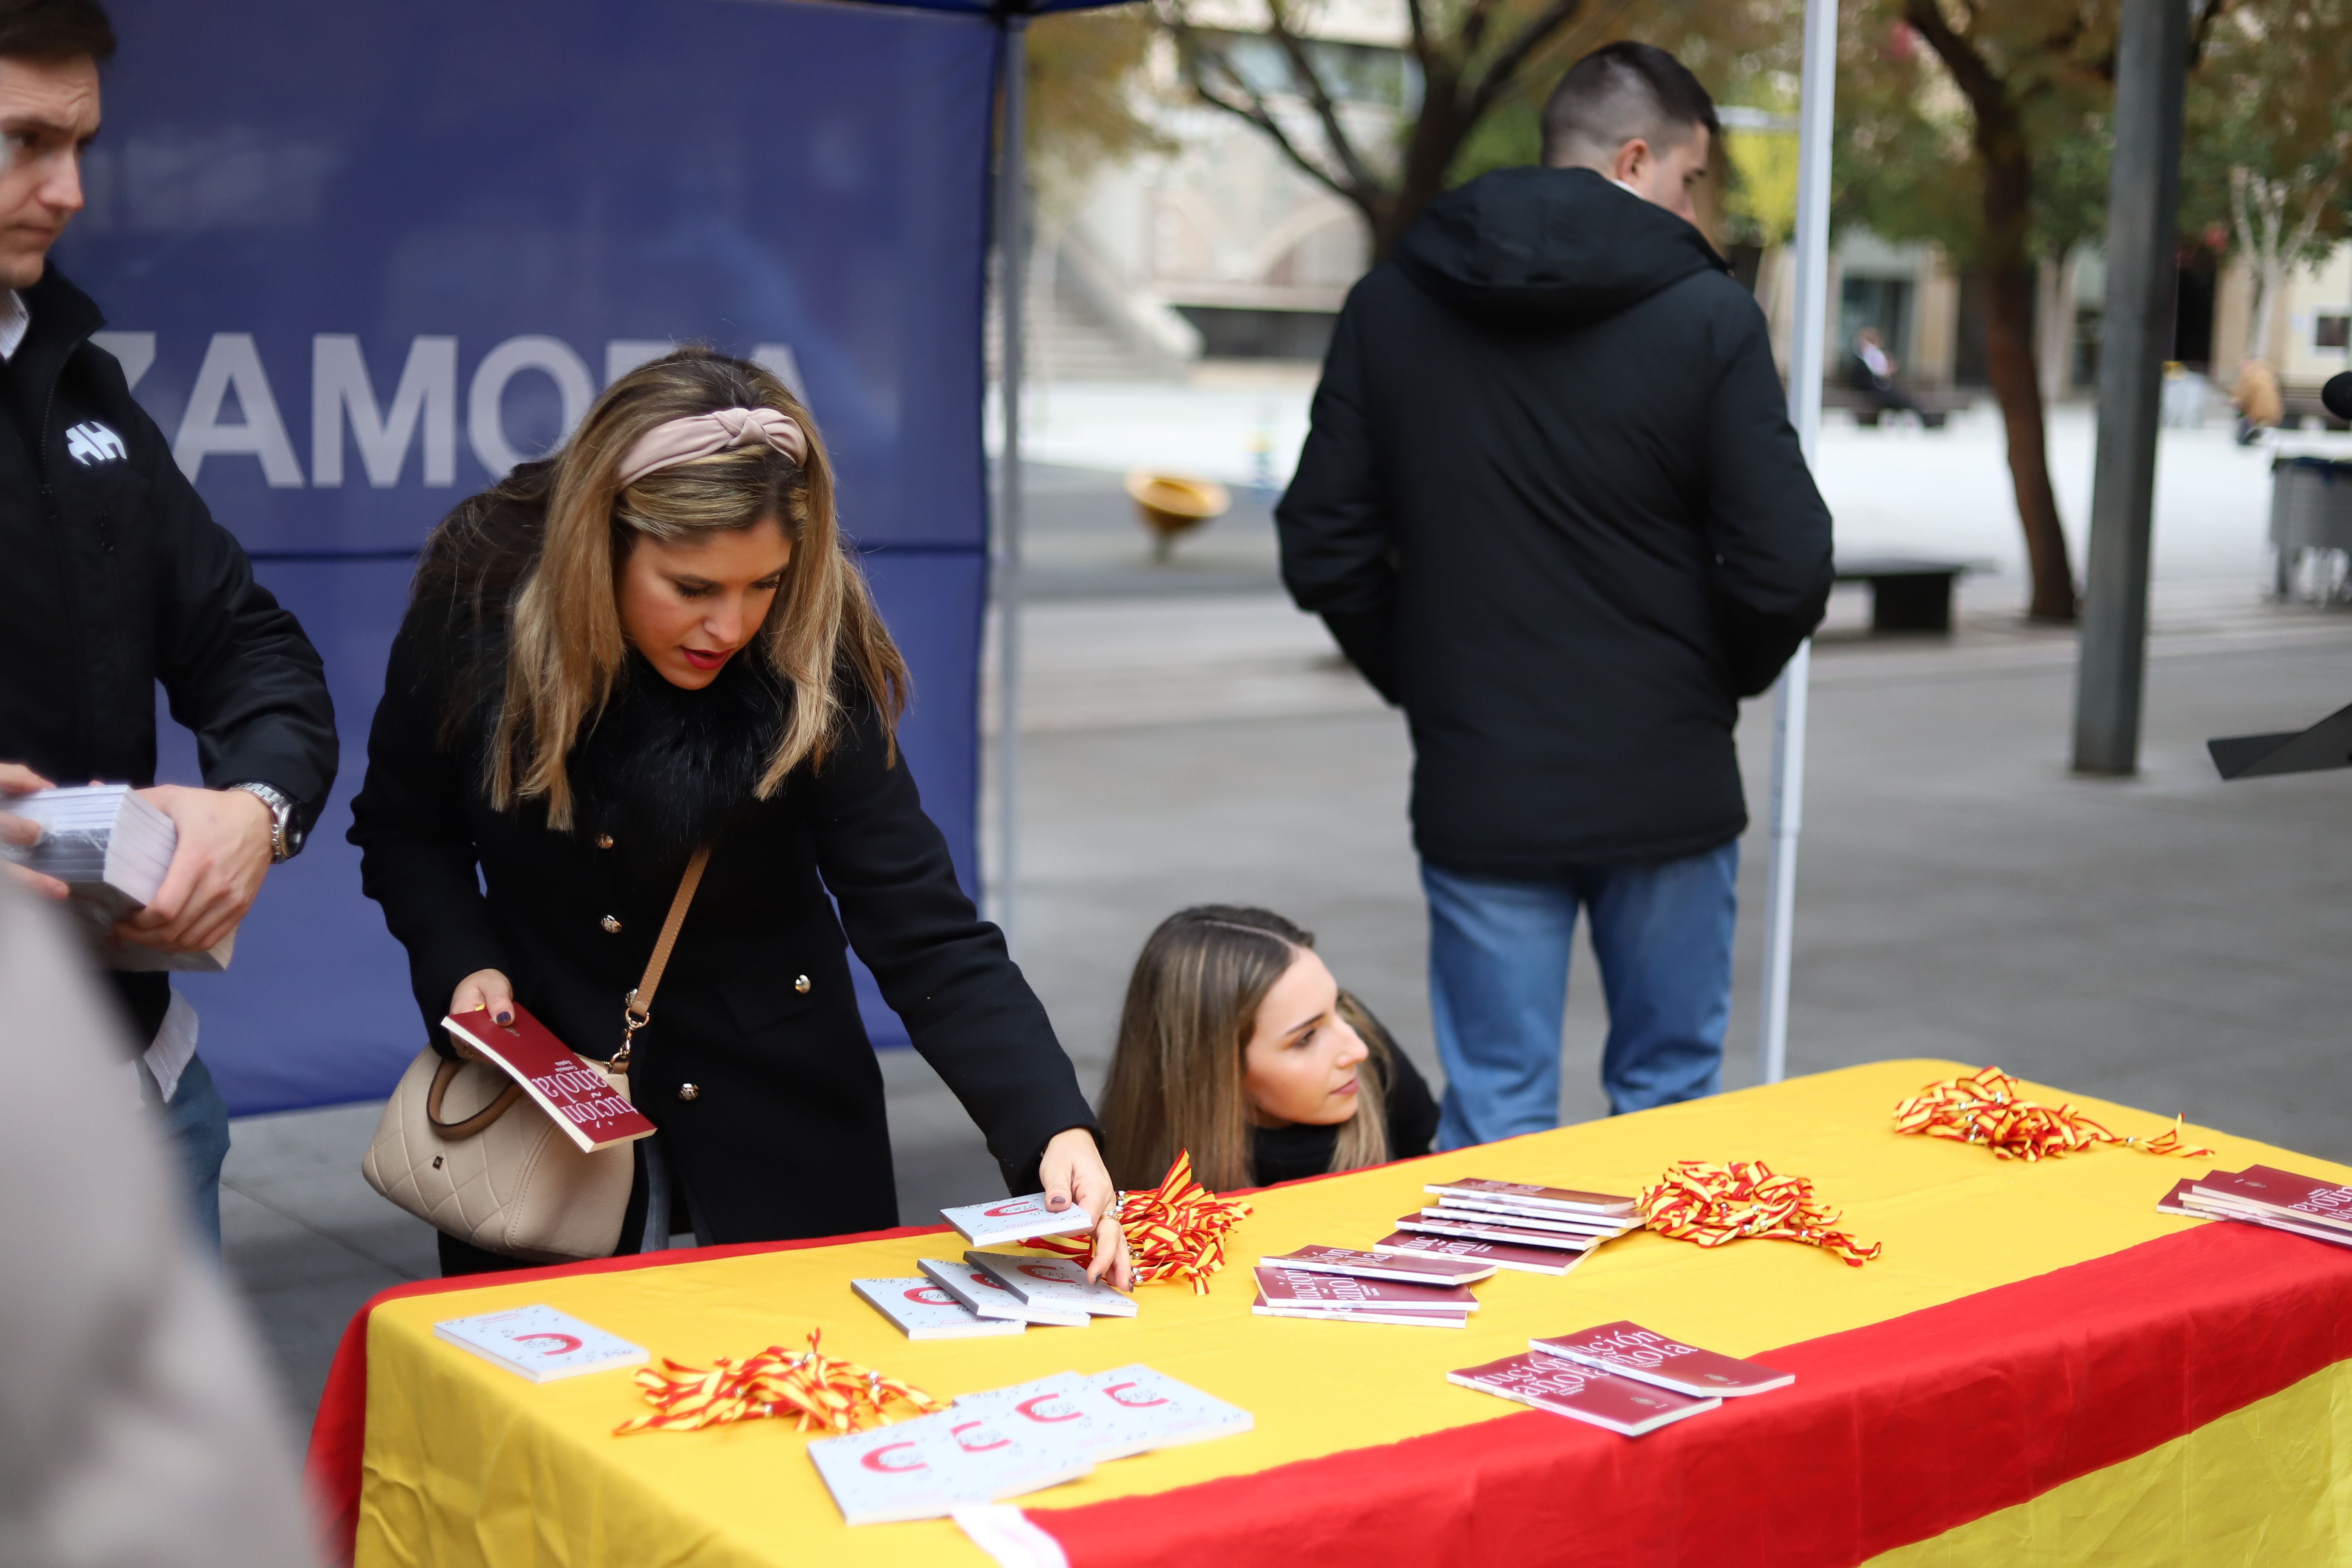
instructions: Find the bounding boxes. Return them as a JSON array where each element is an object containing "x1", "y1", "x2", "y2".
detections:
[{"x1": 1394, "y1": 166, "x2": 1725, "y2": 328}]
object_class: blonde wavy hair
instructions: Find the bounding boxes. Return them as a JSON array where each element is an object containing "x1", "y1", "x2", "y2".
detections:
[
  {"x1": 1096, "y1": 906, "x2": 1392, "y2": 1193},
  {"x1": 481, "y1": 348, "x2": 908, "y2": 828}
]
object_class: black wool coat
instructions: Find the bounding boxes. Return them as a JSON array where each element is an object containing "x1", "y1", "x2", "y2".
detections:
[
  {"x1": 347, "y1": 574, "x2": 1097, "y2": 1245},
  {"x1": 1276, "y1": 167, "x2": 1834, "y2": 876}
]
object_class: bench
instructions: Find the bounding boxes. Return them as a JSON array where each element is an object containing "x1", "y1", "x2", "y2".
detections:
[
  {"x1": 1834, "y1": 557, "x2": 1976, "y2": 634},
  {"x1": 1821, "y1": 384, "x2": 1977, "y2": 430}
]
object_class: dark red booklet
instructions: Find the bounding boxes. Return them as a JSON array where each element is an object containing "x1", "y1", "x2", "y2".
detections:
[
  {"x1": 1424, "y1": 1179, "x2": 1637, "y2": 1217},
  {"x1": 1447, "y1": 1352, "x2": 1719, "y2": 1436},
  {"x1": 1398, "y1": 1212, "x2": 1600, "y2": 1252},
  {"x1": 1372, "y1": 1230, "x2": 1586, "y2": 1277},
  {"x1": 1530, "y1": 1322, "x2": 1794, "y2": 1397},
  {"x1": 2192, "y1": 1166, "x2": 2352, "y2": 1234},
  {"x1": 1260, "y1": 1244, "x2": 1497, "y2": 1286},
  {"x1": 441, "y1": 1004, "x2": 657, "y2": 1153},
  {"x1": 1252, "y1": 1266, "x2": 1478, "y2": 1314}
]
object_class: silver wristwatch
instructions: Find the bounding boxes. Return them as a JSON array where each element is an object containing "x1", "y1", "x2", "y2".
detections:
[{"x1": 228, "y1": 781, "x2": 302, "y2": 863}]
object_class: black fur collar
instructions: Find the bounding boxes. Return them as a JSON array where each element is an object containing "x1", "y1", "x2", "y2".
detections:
[{"x1": 569, "y1": 651, "x2": 789, "y2": 870}]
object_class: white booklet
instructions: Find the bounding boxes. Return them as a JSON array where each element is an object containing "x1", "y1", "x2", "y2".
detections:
[
  {"x1": 431, "y1": 1304, "x2": 648, "y2": 1383},
  {"x1": 808, "y1": 1406, "x2": 1093, "y2": 1526},
  {"x1": 966, "y1": 1250, "x2": 1138, "y2": 1318},
  {"x1": 940, "y1": 1193, "x2": 1097, "y2": 1247},
  {"x1": 1, "y1": 783, "x2": 231, "y2": 971},
  {"x1": 953, "y1": 1366, "x2": 1252, "y2": 1462},
  {"x1": 919, "y1": 1258, "x2": 1089, "y2": 1328},
  {"x1": 853, "y1": 1276, "x2": 1027, "y2": 1340}
]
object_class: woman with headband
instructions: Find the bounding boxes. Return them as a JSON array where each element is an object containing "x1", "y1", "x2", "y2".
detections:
[{"x1": 348, "y1": 348, "x2": 1128, "y2": 1281}]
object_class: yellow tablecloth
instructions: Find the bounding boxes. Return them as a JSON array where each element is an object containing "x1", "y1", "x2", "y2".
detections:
[{"x1": 354, "y1": 1058, "x2": 2347, "y2": 1566}]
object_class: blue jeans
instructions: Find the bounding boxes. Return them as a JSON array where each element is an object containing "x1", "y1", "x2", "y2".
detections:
[
  {"x1": 141, "y1": 1053, "x2": 232, "y2": 1253},
  {"x1": 1423, "y1": 842, "x2": 1739, "y2": 1148}
]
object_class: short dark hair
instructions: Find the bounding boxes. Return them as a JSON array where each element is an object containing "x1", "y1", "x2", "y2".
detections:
[
  {"x1": 1541, "y1": 41, "x2": 1717, "y2": 166},
  {"x1": 0, "y1": 0, "x2": 115, "y2": 66}
]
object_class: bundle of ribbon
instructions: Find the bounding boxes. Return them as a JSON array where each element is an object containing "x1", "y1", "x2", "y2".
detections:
[
  {"x1": 1892, "y1": 1066, "x2": 2210, "y2": 1163},
  {"x1": 1033, "y1": 1150, "x2": 1253, "y2": 1294},
  {"x1": 1638, "y1": 1158, "x2": 1882, "y2": 1267},
  {"x1": 613, "y1": 1329, "x2": 940, "y2": 1437}
]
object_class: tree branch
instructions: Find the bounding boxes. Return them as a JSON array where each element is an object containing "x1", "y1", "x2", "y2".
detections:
[
  {"x1": 1262, "y1": 0, "x2": 1382, "y2": 197},
  {"x1": 1902, "y1": 0, "x2": 2013, "y2": 135},
  {"x1": 1402, "y1": 0, "x2": 1431, "y2": 67},
  {"x1": 1468, "y1": 0, "x2": 1629, "y2": 121},
  {"x1": 1179, "y1": 30, "x2": 1370, "y2": 215}
]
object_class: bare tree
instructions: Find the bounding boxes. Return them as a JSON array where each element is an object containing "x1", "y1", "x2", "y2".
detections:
[
  {"x1": 1159, "y1": 0, "x2": 1640, "y2": 259},
  {"x1": 2229, "y1": 160, "x2": 2351, "y2": 359}
]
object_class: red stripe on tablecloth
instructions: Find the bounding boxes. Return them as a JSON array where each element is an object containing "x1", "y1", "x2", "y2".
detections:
[
  {"x1": 1030, "y1": 1222, "x2": 2352, "y2": 1568},
  {"x1": 303, "y1": 1220, "x2": 946, "y2": 1564}
]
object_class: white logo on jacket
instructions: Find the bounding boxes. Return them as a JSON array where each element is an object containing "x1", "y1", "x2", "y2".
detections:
[{"x1": 65, "y1": 420, "x2": 126, "y2": 466}]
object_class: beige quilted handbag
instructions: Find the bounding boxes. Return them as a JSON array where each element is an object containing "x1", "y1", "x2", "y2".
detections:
[{"x1": 361, "y1": 849, "x2": 709, "y2": 1263}]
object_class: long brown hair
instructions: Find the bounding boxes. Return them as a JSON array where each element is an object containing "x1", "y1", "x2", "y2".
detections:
[
  {"x1": 423, "y1": 347, "x2": 909, "y2": 829},
  {"x1": 1096, "y1": 906, "x2": 1392, "y2": 1192}
]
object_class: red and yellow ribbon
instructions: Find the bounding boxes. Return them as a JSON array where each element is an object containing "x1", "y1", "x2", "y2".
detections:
[
  {"x1": 1892, "y1": 1066, "x2": 2210, "y2": 1163},
  {"x1": 1033, "y1": 1150, "x2": 1253, "y2": 1294},
  {"x1": 1638, "y1": 1158, "x2": 1882, "y2": 1267},
  {"x1": 614, "y1": 1329, "x2": 941, "y2": 1437}
]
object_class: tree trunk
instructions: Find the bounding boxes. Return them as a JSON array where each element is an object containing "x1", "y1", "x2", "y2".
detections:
[{"x1": 1372, "y1": 71, "x2": 1470, "y2": 259}]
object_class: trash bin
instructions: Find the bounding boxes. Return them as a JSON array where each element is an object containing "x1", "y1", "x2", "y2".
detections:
[{"x1": 2270, "y1": 455, "x2": 2352, "y2": 602}]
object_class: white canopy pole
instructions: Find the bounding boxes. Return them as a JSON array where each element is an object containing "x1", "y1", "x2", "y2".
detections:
[
  {"x1": 991, "y1": 14, "x2": 1029, "y2": 945},
  {"x1": 1757, "y1": 0, "x2": 1837, "y2": 1085}
]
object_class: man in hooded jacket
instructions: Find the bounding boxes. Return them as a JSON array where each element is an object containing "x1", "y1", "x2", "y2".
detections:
[{"x1": 1276, "y1": 42, "x2": 1832, "y2": 1145}]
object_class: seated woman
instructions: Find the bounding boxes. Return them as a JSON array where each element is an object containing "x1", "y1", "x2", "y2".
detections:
[{"x1": 1097, "y1": 906, "x2": 1439, "y2": 1191}]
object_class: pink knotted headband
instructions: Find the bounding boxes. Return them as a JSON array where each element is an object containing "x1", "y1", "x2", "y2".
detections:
[{"x1": 615, "y1": 406, "x2": 808, "y2": 489}]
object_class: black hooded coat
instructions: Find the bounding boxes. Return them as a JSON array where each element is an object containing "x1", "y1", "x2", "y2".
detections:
[{"x1": 1276, "y1": 167, "x2": 1834, "y2": 875}]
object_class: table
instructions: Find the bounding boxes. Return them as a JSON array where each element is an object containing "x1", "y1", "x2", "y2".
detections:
[{"x1": 311, "y1": 1060, "x2": 2352, "y2": 1566}]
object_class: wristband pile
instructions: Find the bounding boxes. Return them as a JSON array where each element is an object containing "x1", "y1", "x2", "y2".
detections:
[
  {"x1": 1638, "y1": 1158, "x2": 1882, "y2": 1267},
  {"x1": 1033, "y1": 1150, "x2": 1253, "y2": 1294},
  {"x1": 1892, "y1": 1066, "x2": 2210, "y2": 1162},
  {"x1": 613, "y1": 1329, "x2": 941, "y2": 1437}
]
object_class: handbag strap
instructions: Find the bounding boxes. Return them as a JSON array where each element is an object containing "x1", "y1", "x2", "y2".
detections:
[{"x1": 612, "y1": 844, "x2": 711, "y2": 1071}]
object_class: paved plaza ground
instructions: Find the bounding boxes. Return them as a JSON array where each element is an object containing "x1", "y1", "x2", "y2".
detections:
[{"x1": 218, "y1": 391, "x2": 2352, "y2": 1426}]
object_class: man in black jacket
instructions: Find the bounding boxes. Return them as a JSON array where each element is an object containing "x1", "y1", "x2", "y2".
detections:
[
  {"x1": 0, "y1": 0, "x2": 337, "y2": 1246},
  {"x1": 1276, "y1": 43, "x2": 1831, "y2": 1145}
]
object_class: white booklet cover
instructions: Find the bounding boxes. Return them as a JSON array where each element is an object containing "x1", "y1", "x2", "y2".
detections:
[
  {"x1": 808, "y1": 1407, "x2": 1093, "y2": 1526},
  {"x1": 431, "y1": 1304, "x2": 648, "y2": 1383},
  {"x1": 853, "y1": 1276, "x2": 1027, "y2": 1340},
  {"x1": 919, "y1": 1258, "x2": 1090, "y2": 1328},
  {"x1": 965, "y1": 1250, "x2": 1139, "y2": 1318},
  {"x1": 940, "y1": 1193, "x2": 1097, "y2": 1247},
  {"x1": 953, "y1": 1367, "x2": 1247, "y2": 1462}
]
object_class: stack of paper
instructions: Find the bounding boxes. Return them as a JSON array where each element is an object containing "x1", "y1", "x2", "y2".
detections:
[
  {"x1": 1448, "y1": 1351, "x2": 1720, "y2": 1437},
  {"x1": 1394, "y1": 1178, "x2": 1642, "y2": 1255},
  {"x1": 1369, "y1": 1229, "x2": 1589, "y2": 1277},
  {"x1": 1260, "y1": 1243, "x2": 1498, "y2": 1287},
  {"x1": 432, "y1": 1304, "x2": 649, "y2": 1383},
  {"x1": 851, "y1": 1277, "x2": 1029, "y2": 1340},
  {"x1": 809, "y1": 1365, "x2": 1251, "y2": 1525},
  {"x1": 2163, "y1": 1166, "x2": 2352, "y2": 1248},
  {"x1": 916, "y1": 1259, "x2": 1090, "y2": 1328},
  {"x1": 1250, "y1": 1265, "x2": 1477, "y2": 1327},
  {"x1": 2, "y1": 784, "x2": 231, "y2": 971},
  {"x1": 1530, "y1": 1322, "x2": 1795, "y2": 1397},
  {"x1": 965, "y1": 1251, "x2": 1138, "y2": 1319}
]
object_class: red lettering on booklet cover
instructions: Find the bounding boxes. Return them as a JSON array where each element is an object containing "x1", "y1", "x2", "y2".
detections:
[
  {"x1": 969, "y1": 1271, "x2": 1017, "y2": 1293},
  {"x1": 1019, "y1": 1264, "x2": 1067, "y2": 1283},
  {"x1": 1102, "y1": 1383, "x2": 1169, "y2": 1409},
  {"x1": 510, "y1": 1333, "x2": 583, "y2": 1355},
  {"x1": 954, "y1": 1421, "x2": 1011, "y2": 1453},
  {"x1": 905, "y1": 1286, "x2": 959, "y2": 1307},
  {"x1": 1017, "y1": 1395, "x2": 1083, "y2": 1423},
  {"x1": 985, "y1": 1199, "x2": 1046, "y2": 1217},
  {"x1": 860, "y1": 1442, "x2": 927, "y2": 1474}
]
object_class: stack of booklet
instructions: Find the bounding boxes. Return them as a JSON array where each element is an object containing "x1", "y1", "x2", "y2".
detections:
[
  {"x1": 1251, "y1": 1263, "x2": 1481, "y2": 1327},
  {"x1": 2162, "y1": 1166, "x2": 2352, "y2": 1248},
  {"x1": 859, "y1": 1251, "x2": 1138, "y2": 1337},
  {"x1": 940, "y1": 1194, "x2": 1098, "y2": 1248},
  {"x1": 808, "y1": 1364, "x2": 1251, "y2": 1525},
  {"x1": 1, "y1": 783, "x2": 231, "y2": 971},
  {"x1": 1372, "y1": 1178, "x2": 1641, "y2": 1275},
  {"x1": 1449, "y1": 1320, "x2": 1793, "y2": 1437}
]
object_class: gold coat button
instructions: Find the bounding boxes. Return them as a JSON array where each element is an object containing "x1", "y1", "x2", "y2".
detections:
[
  {"x1": 595, "y1": 833, "x2": 614, "y2": 849},
  {"x1": 678, "y1": 1083, "x2": 700, "y2": 1101},
  {"x1": 794, "y1": 974, "x2": 811, "y2": 994},
  {"x1": 600, "y1": 915, "x2": 622, "y2": 934}
]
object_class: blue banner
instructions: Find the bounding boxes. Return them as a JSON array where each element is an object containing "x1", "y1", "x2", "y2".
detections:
[{"x1": 59, "y1": 0, "x2": 1000, "y2": 1112}]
